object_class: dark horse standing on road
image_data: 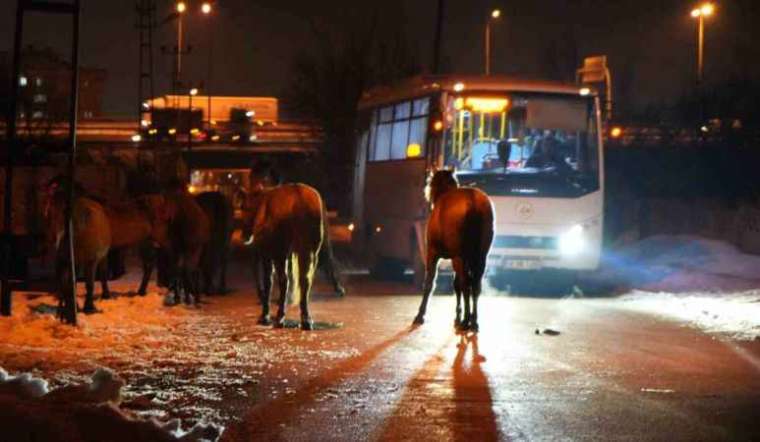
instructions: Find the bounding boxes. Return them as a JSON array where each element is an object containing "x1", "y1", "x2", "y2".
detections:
[
  {"x1": 243, "y1": 183, "x2": 325, "y2": 330},
  {"x1": 195, "y1": 191, "x2": 234, "y2": 295},
  {"x1": 146, "y1": 181, "x2": 211, "y2": 305},
  {"x1": 413, "y1": 169, "x2": 494, "y2": 332}
]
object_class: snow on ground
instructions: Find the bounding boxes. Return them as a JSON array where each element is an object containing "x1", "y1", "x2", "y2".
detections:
[
  {"x1": 595, "y1": 235, "x2": 760, "y2": 340},
  {"x1": 0, "y1": 366, "x2": 222, "y2": 441},
  {"x1": 0, "y1": 267, "x2": 355, "y2": 430}
]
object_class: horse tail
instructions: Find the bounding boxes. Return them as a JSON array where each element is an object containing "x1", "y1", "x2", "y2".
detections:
[
  {"x1": 463, "y1": 197, "x2": 494, "y2": 281},
  {"x1": 290, "y1": 186, "x2": 324, "y2": 306}
]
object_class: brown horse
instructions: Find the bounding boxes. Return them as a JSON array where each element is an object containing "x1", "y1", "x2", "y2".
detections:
[
  {"x1": 413, "y1": 169, "x2": 494, "y2": 332},
  {"x1": 44, "y1": 185, "x2": 111, "y2": 314},
  {"x1": 243, "y1": 183, "x2": 324, "y2": 330},
  {"x1": 145, "y1": 182, "x2": 211, "y2": 305},
  {"x1": 102, "y1": 199, "x2": 159, "y2": 297},
  {"x1": 195, "y1": 191, "x2": 234, "y2": 295}
]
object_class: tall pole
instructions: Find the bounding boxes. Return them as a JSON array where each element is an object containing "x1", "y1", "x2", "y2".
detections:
[
  {"x1": 697, "y1": 14, "x2": 704, "y2": 85},
  {"x1": 697, "y1": 14, "x2": 704, "y2": 127},
  {"x1": 432, "y1": 0, "x2": 445, "y2": 74},
  {"x1": 1, "y1": 0, "x2": 26, "y2": 316},
  {"x1": 691, "y1": 3, "x2": 714, "y2": 132},
  {"x1": 206, "y1": 15, "x2": 213, "y2": 128},
  {"x1": 485, "y1": 22, "x2": 491, "y2": 75},
  {"x1": 61, "y1": 0, "x2": 82, "y2": 325},
  {"x1": 484, "y1": 10, "x2": 500, "y2": 76}
]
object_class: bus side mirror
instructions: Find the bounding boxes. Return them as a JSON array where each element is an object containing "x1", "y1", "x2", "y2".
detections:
[{"x1": 497, "y1": 141, "x2": 512, "y2": 169}]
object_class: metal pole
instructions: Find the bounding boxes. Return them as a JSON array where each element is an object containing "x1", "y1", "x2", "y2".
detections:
[
  {"x1": 207, "y1": 19, "x2": 214, "y2": 129},
  {"x1": 485, "y1": 21, "x2": 491, "y2": 75},
  {"x1": 697, "y1": 14, "x2": 705, "y2": 128},
  {"x1": 61, "y1": 0, "x2": 82, "y2": 325},
  {"x1": 432, "y1": 0, "x2": 444, "y2": 74},
  {"x1": 1, "y1": 0, "x2": 26, "y2": 317},
  {"x1": 697, "y1": 15, "x2": 704, "y2": 85},
  {"x1": 177, "y1": 12, "x2": 183, "y2": 88}
]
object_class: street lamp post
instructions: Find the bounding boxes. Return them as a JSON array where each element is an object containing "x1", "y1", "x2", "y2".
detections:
[
  {"x1": 690, "y1": 2, "x2": 714, "y2": 130},
  {"x1": 202, "y1": 1, "x2": 214, "y2": 129},
  {"x1": 484, "y1": 9, "x2": 501, "y2": 76},
  {"x1": 174, "y1": 1, "x2": 186, "y2": 101}
]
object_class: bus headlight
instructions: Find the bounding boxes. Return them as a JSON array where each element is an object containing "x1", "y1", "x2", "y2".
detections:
[{"x1": 558, "y1": 224, "x2": 585, "y2": 256}]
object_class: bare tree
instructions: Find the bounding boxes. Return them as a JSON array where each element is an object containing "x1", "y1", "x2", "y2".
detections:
[{"x1": 285, "y1": 8, "x2": 420, "y2": 213}]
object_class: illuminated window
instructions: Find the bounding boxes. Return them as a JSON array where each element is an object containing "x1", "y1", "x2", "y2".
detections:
[
  {"x1": 368, "y1": 97, "x2": 431, "y2": 162},
  {"x1": 19, "y1": 76, "x2": 27, "y2": 87}
]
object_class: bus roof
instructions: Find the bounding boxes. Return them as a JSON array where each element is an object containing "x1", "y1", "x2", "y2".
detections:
[{"x1": 358, "y1": 74, "x2": 593, "y2": 109}]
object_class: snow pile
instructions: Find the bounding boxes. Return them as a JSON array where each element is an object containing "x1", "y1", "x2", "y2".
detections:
[
  {"x1": 0, "y1": 367, "x2": 49, "y2": 398},
  {"x1": 596, "y1": 235, "x2": 760, "y2": 292},
  {"x1": 0, "y1": 367, "x2": 223, "y2": 442},
  {"x1": 618, "y1": 290, "x2": 760, "y2": 341},
  {"x1": 595, "y1": 235, "x2": 760, "y2": 340}
]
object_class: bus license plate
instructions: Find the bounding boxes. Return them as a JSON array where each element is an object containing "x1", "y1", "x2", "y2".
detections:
[{"x1": 503, "y1": 259, "x2": 541, "y2": 270}]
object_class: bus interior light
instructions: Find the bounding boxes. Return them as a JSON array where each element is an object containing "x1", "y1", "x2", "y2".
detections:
[
  {"x1": 406, "y1": 143, "x2": 422, "y2": 158},
  {"x1": 464, "y1": 97, "x2": 510, "y2": 113}
]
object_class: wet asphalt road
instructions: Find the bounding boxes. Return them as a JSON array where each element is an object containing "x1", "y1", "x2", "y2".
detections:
[{"x1": 219, "y1": 277, "x2": 760, "y2": 442}]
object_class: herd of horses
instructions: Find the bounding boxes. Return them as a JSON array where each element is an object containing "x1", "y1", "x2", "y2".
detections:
[{"x1": 42, "y1": 168, "x2": 494, "y2": 332}]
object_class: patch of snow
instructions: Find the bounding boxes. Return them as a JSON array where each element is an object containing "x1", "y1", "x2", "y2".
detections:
[
  {"x1": 0, "y1": 366, "x2": 223, "y2": 441},
  {"x1": 595, "y1": 235, "x2": 760, "y2": 292},
  {"x1": 618, "y1": 290, "x2": 760, "y2": 341},
  {"x1": 0, "y1": 368, "x2": 49, "y2": 398},
  {"x1": 592, "y1": 235, "x2": 760, "y2": 340}
]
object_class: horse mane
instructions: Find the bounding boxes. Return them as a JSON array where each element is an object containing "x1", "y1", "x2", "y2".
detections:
[{"x1": 425, "y1": 170, "x2": 459, "y2": 205}]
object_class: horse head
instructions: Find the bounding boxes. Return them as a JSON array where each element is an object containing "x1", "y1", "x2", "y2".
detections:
[
  {"x1": 138, "y1": 194, "x2": 174, "y2": 248},
  {"x1": 241, "y1": 185, "x2": 270, "y2": 246},
  {"x1": 425, "y1": 168, "x2": 459, "y2": 206}
]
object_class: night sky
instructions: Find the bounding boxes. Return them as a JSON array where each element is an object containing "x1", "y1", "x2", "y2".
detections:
[{"x1": 1, "y1": 0, "x2": 758, "y2": 118}]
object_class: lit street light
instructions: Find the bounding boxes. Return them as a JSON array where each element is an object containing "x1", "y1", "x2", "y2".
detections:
[
  {"x1": 691, "y1": 2, "x2": 714, "y2": 131},
  {"x1": 691, "y1": 2, "x2": 714, "y2": 85},
  {"x1": 485, "y1": 9, "x2": 501, "y2": 75},
  {"x1": 201, "y1": 1, "x2": 215, "y2": 130}
]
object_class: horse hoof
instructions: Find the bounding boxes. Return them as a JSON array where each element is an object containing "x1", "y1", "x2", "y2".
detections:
[
  {"x1": 137, "y1": 291, "x2": 147, "y2": 297},
  {"x1": 301, "y1": 320, "x2": 314, "y2": 331},
  {"x1": 273, "y1": 317, "x2": 286, "y2": 328},
  {"x1": 82, "y1": 305, "x2": 98, "y2": 315},
  {"x1": 412, "y1": 315, "x2": 425, "y2": 326},
  {"x1": 101, "y1": 294, "x2": 112, "y2": 300},
  {"x1": 257, "y1": 316, "x2": 272, "y2": 326},
  {"x1": 336, "y1": 287, "x2": 346, "y2": 297},
  {"x1": 467, "y1": 323, "x2": 479, "y2": 333}
]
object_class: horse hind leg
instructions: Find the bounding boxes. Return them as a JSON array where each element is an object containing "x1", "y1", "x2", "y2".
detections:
[
  {"x1": 255, "y1": 255, "x2": 274, "y2": 325},
  {"x1": 274, "y1": 258, "x2": 288, "y2": 328},
  {"x1": 298, "y1": 252, "x2": 317, "y2": 331},
  {"x1": 413, "y1": 249, "x2": 440, "y2": 325},
  {"x1": 452, "y1": 257, "x2": 468, "y2": 330},
  {"x1": 468, "y1": 258, "x2": 487, "y2": 333},
  {"x1": 453, "y1": 273, "x2": 463, "y2": 328},
  {"x1": 82, "y1": 262, "x2": 98, "y2": 314},
  {"x1": 98, "y1": 260, "x2": 112, "y2": 300},
  {"x1": 137, "y1": 244, "x2": 155, "y2": 296}
]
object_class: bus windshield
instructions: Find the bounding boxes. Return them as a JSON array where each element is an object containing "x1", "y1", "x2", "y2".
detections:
[{"x1": 443, "y1": 93, "x2": 600, "y2": 197}]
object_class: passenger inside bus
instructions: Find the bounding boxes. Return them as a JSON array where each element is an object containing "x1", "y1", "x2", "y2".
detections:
[{"x1": 444, "y1": 95, "x2": 593, "y2": 175}]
